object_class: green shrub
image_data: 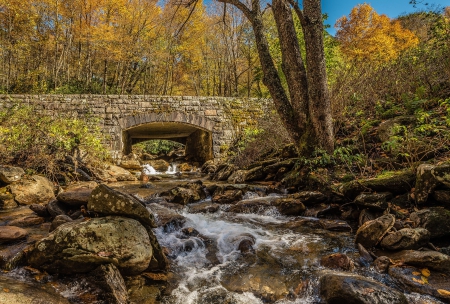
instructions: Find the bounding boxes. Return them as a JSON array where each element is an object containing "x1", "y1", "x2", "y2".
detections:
[{"x1": 0, "y1": 101, "x2": 109, "y2": 181}]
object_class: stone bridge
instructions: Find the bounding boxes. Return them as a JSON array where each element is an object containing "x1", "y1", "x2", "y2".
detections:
[{"x1": 0, "y1": 95, "x2": 271, "y2": 163}]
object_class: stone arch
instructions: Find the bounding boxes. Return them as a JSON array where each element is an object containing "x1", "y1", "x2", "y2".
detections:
[{"x1": 118, "y1": 112, "x2": 217, "y2": 163}]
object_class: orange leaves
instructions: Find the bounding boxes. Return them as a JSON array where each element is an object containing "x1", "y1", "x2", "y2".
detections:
[{"x1": 335, "y1": 4, "x2": 419, "y2": 63}]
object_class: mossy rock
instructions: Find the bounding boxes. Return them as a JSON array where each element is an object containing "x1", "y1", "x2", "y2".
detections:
[{"x1": 339, "y1": 170, "x2": 415, "y2": 199}]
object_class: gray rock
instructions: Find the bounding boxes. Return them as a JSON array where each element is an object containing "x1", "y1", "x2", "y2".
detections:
[
  {"x1": 377, "y1": 116, "x2": 416, "y2": 142},
  {"x1": 380, "y1": 228, "x2": 430, "y2": 251},
  {"x1": 319, "y1": 271, "x2": 407, "y2": 304},
  {"x1": 320, "y1": 253, "x2": 354, "y2": 271},
  {"x1": 88, "y1": 184, "x2": 156, "y2": 228},
  {"x1": 28, "y1": 216, "x2": 152, "y2": 275},
  {"x1": 415, "y1": 164, "x2": 438, "y2": 204},
  {"x1": 291, "y1": 191, "x2": 327, "y2": 206},
  {"x1": 0, "y1": 165, "x2": 25, "y2": 184},
  {"x1": 147, "y1": 203, "x2": 186, "y2": 231},
  {"x1": 213, "y1": 164, "x2": 236, "y2": 181},
  {"x1": 432, "y1": 190, "x2": 450, "y2": 206},
  {"x1": 410, "y1": 207, "x2": 450, "y2": 239},
  {"x1": 243, "y1": 166, "x2": 264, "y2": 182},
  {"x1": 355, "y1": 214, "x2": 395, "y2": 248},
  {"x1": 0, "y1": 275, "x2": 70, "y2": 304},
  {"x1": 188, "y1": 202, "x2": 220, "y2": 214},
  {"x1": 9, "y1": 175, "x2": 55, "y2": 205},
  {"x1": 7, "y1": 215, "x2": 44, "y2": 227},
  {"x1": 30, "y1": 204, "x2": 50, "y2": 217},
  {"x1": 319, "y1": 219, "x2": 352, "y2": 232},
  {"x1": 212, "y1": 187, "x2": 243, "y2": 204},
  {"x1": 354, "y1": 192, "x2": 392, "y2": 210},
  {"x1": 47, "y1": 199, "x2": 70, "y2": 217},
  {"x1": 0, "y1": 226, "x2": 28, "y2": 244}
]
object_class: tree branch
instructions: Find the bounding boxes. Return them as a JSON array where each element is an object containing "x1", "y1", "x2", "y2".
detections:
[{"x1": 216, "y1": 0, "x2": 252, "y2": 20}]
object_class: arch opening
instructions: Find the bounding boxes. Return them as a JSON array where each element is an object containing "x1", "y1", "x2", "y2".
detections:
[{"x1": 122, "y1": 121, "x2": 213, "y2": 163}]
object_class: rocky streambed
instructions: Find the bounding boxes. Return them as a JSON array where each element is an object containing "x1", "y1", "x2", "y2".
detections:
[{"x1": 0, "y1": 163, "x2": 450, "y2": 303}]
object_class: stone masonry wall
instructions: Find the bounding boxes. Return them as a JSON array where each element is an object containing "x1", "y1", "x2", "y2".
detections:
[{"x1": 0, "y1": 95, "x2": 272, "y2": 160}]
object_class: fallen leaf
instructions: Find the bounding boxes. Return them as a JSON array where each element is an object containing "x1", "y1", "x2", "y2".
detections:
[
  {"x1": 421, "y1": 276, "x2": 429, "y2": 284},
  {"x1": 438, "y1": 289, "x2": 450, "y2": 296},
  {"x1": 412, "y1": 277, "x2": 424, "y2": 284},
  {"x1": 412, "y1": 271, "x2": 421, "y2": 276},
  {"x1": 3, "y1": 288, "x2": 9, "y2": 293},
  {"x1": 421, "y1": 268, "x2": 431, "y2": 277}
]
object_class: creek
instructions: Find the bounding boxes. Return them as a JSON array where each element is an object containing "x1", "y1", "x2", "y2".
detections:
[{"x1": 0, "y1": 166, "x2": 445, "y2": 303}]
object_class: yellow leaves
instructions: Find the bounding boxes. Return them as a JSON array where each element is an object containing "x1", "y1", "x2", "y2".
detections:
[
  {"x1": 421, "y1": 268, "x2": 431, "y2": 277},
  {"x1": 438, "y1": 289, "x2": 450, "y2": 296},
  {"x1": 335, "y1": 4, "x2": 419, "y2": 63},
  {"x1": 411, "y1": 268, "x2": 430, "y2": 285}
]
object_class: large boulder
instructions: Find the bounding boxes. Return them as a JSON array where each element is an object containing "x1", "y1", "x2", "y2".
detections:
[
  {"x1": 9, "y1": 175, "x2": 55, "y2": 205},
  {"x1": 290, "y1": 191, "x2": 327, "y2": 206},
  {"x1": 377, "y1": 116, "x2": 416, "y2": 142},
  {"x1": 0, "y1": 165, "x2": 25, "y2": 184},
  {"x1": 272, "y1": 198, "x2": 306, "y2": 216},
  {"x1": 415, "y1": 164, "x2": 438, "y2": 204},
  {"x1": 213, "y1": 164, "x2": 236, "y2": 181},
  {"x1": 103, "y1": 165, "x2": 137, "y2": 181},
  {"x1": 162, "y1": 181, "x2": 206, "y2": 205},
  {"x1": 410, "y1": 207, "x2": 450, "y2": 239},
  {"x1": 212, "y1": 187, "x2": 244, "y2": 204},
  {"x1": 355, "y1": 214, "x2": 395, "y2": 248},
  {"x1": 339, "y1": 170, "x2": 415, "y2": 199},
  {"x1": 380, "y1": 228, "x2": 430, "y2": 251},
  {"x1": 119, "y1": 159, "x2": 141, "y2": 170},
  {"x1": 148, "y1": 159, "x2": 169, "y2": 172},
  {"x1": 57, "y1": 181, "x2": 98, "y2": 208},
  {"x1": 88, "y1": 184, "x2": 156, "y2": 228},
  {"x1": 320, "y1": 253, "x2": 354, "y2": 271},
  {"x1": 27, "y1": 216, "x2": 152, "y2": 275},
  {"x1": 319, "y1": 272, "x2": 407, "y2": 304}
]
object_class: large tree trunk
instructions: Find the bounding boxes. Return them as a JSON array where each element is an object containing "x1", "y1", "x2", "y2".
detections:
[{"x1": 217, "y1": 0, "x2": 334, "y2": 154}]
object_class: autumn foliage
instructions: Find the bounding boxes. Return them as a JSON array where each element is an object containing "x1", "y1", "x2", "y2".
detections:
[{"x1": 335, "y1": 4, "x2": 419, "y2": 62}]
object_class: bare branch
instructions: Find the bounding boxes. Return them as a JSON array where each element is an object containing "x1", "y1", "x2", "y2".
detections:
[{"x1": 216, "y1": 0, "x2": 252, "y2": 20}]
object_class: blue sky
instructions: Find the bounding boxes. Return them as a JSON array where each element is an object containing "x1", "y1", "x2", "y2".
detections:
[{"x1": 323, "y1": 0, "x2": 450, "y2": 35}]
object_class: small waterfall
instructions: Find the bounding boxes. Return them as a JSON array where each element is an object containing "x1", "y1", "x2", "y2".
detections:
[
  {"x1": 166, "y1": 163, "x2": 178, "y2": 174},
  {"x1": 142, "y1": 164, "x2": 158, "y2": 175}
]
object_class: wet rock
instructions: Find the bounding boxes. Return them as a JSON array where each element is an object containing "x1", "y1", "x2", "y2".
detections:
[
  {"x1": 380, "y1": 228, "x2": 430, "y2": 251},
  {"x1": 263, "y1": 158, "x2": 296, "y2": 175},
  {"x1": 9, "y1": 175, "x2": 55, "y2": 205},
  {"x1": 181, "y1": 227, "x2": 200, "y2": 237},
  {"x1": 148, "y1": 159, "x2": 169, "y2": 172},
  {"x1": 431, "y1": 163, "x2": 450, "y2": 188},
  {"x1": 228, "y1": 197, "x2": 274, "y2": 214},
  {"x1": 354, "y1": 192, "x2": 392, "y2": 210},
  {"x1": 0, "y1": 242, "x2": 29, "y2": 270},
  {"x1": 50, "y1": 215, "x2": 73, "y2": 232},
  {"x1": 47, "y1": 199, "x2": 70, "y2": 217},
  {"x1": 88, "y1": 184, "x2": 156, "y2": 228},
  {"x1": 0, "y1": 226, "x2": 28, "y2": 244},
  {"x1": 410, "y1": 207, "x2": 450, "y2": 239},
  {"x1": 7, "y1": 215, "x2": 44, "y2": 227},
  {"x1": 179, "y1": 163, "x2": 192, "y2": 172},
  {"x1": 28, "y1": 216, "x2": 152, "y2": 275},
  {"x1": 319, "y1": 219, "x2": 352, "y2": 232},
  {"x1": 30, "y1": 204, "x2": 51, "y2": 217},
  {"x1": 387, "y1": 250, "x2": 450, "y2": 272},
  {"x1": 355, "y1": 214, "x2": 395, "y2": 248},
  {"x1": 389, "y1": 266, "x2": 450, "y2": 303},
  {"x1": 320, "y1": 253, "x2": 355, "y2": 271},
  {"x1": 213, "y1": 164, "x2": 236, "y2": 181},
  {"x1": 147, "y1": 203, "x2": 186, "y2": 231},
  {"x1": 162, "y1": 181, "x2": 206, "y2": 205},
  {"x1": 188, "y1": 202, "x2": 220, "y2": 214},
  {"x1": 119, "y1": 159, "x2": 141, "y2": 170},
  {"x1": 357, "y1": 243, "x2": 374, "y2": 266},
  {"x1": 272, "y1": 198, "x2": 306, "y2": 216},
  {"x1": 290, "y1": 191, "x2": 327, "y2": 206},
  {"x1": 57, "y1": 181, "x2": 97, "y2": 208},
  {"x1": 415, "y1": 164, "x2": 438, "y2": 204},
  {"x1": 432, "y1": 190, "x2": 450, "y2": 206},
  {"x1": 91, "y1": 263, "x2": 129, "y2": 304},
  {"x1": 238, "y1": 239, "x2": 255, "y2": 254},
  {"x1": 339, "y1": 170, "x2": 416, "y2": 199},
  {"x1": 0, "y1": 275, "x2": 70, "y2": 304},
  {"x1": 373, "y1": 256, "x2": 391, "y2": 273},
  {"x1": 0, "y1": 165, "x2": 25, "y2": 184},
  {"x1": 212, "y1": 188, "x2": 243, "y2": 205},
  {"x1": 319, "y1": 271, "x2": 408, "y2": 304}
]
